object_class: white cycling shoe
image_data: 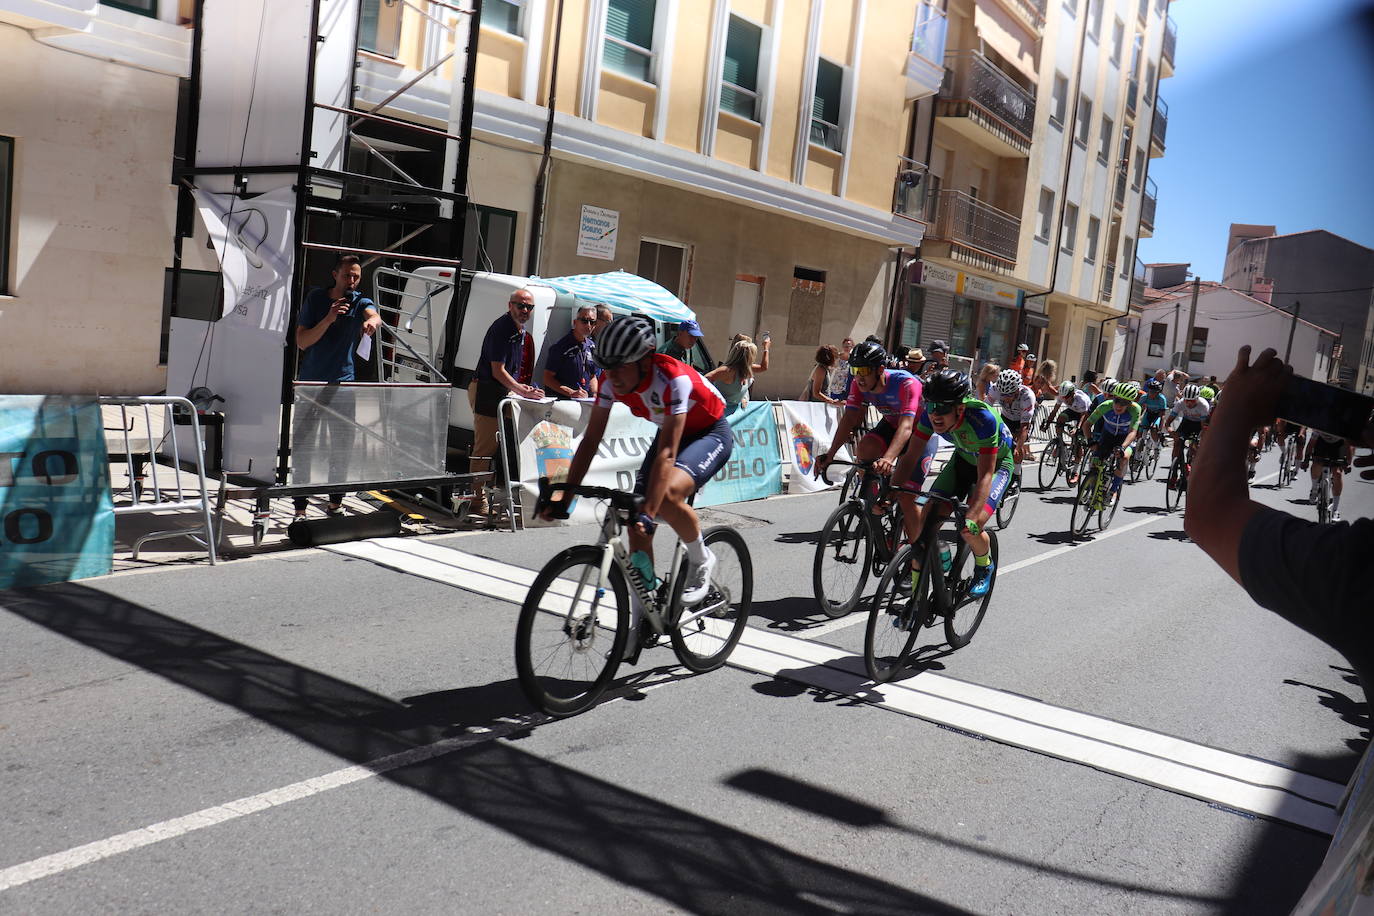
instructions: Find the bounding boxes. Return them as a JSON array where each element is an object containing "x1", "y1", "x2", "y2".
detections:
[{"x1": 681, "y1": 549, "x2": 717, "y2": 605}]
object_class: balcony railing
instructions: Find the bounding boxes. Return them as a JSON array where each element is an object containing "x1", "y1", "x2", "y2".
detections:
[
  {"x1": 1141, "y1": 177, "x2": 1157, "y2": 231},
  {"x1": 1162, "y1": 16, "x2": 1177, "y2": 68},
  {"x1": 1114, "y1": 167, "x2": 1127, "y2": 210},
  {"x1": 906, "y1": 2, "x2": 948, "y2": 100},
  {"x1": 928, "y1": 189, "x2": 1020, "y2": 267},
  {"x1": 938, "y1": 51, "x2": 1036, "y2": 154},
  {"x1": 1002, "y1": 0, "x2": 1047, "y2": 31},
  {"x1": 1102, "y1": 262, "x2": 1117, "y2": 303},
  {"x1": 893, "y1": 157, "x2": 933, "y2": 222},
  {"x1": 1126, "y1": 78, "x2": 1138, "y2": 117},
  {"x1": 1151, "y1": 97, "x2": 1168, "y2": 149}
]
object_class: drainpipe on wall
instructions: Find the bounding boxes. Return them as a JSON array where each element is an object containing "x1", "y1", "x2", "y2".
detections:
[
  {"x1": 525, "y1": 0, "x2": 567, "y2": 275},
  {"x1": 1019, "y1": 0, "x2": 1089, "y2": 363}
]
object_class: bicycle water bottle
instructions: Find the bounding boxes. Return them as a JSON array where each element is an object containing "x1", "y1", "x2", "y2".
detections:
[
  {"x1": 938, "y1": 542, "x2": 953, "y2": 573},
  {"x1": 629, "y1": 550, "x2": 657, "y2": 593}
]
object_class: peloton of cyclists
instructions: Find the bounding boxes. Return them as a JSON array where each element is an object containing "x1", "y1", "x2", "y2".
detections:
[
  {"x1": 893, "y1": 370, "x2": 1016, "y2": 599},
  {"x1": 540, "y1": 316, "x2": 730, "y2": 604},
  {"x1": 1077, "y1": 381, "x2": 1143, "y2": 496},
  {"x1": 1303, "y1": 429, "x2": 1356, "y2": 521}
]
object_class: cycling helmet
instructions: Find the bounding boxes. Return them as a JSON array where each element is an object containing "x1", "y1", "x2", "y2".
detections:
[
  {"x1": 1100, "y1": 377, "x2": 1117, "y2": 393},
  {"x1": 1111, "y1": 381, "x2": 1141, "y2": 401},
  {"x1": 1199, "y1": 385, "x2": 1216, "y2": 400},
  {"x1": 925, "y1": 369, "x2": 972, "y2": 405},
  {"x1": 592, "y1": 316, "x2": 656, "y2": 370},
  {"x1": 997, "y1": 368, "x2": 1023, "y2": 396},
  {"x1": 1181, "y1": 384, "x2": 1201, "y2": 400},
  {"x1": 848, "y1": 340, "x2": 888, "y2": 368},
  {"x1": 1059, "y1": 380, "x2": 1077, "y2": 397},
  {"x1": 1146, "y1": 378, "x2": 1162, "y2": 391}
]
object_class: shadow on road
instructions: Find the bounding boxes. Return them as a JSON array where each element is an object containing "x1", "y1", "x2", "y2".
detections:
[
  {"x1": 747, "y1": 594, "x2": 831, "y2": 632},
  {"x1": 1283, "y1": 667, "x2": 1371, "y2": 758},
  {"x1": 1147, "y1": 529, "x2": 1190, "y2": 542},
  {"x1": 774, "y1": 529, "x2": 824, "y2": 547},
  {"x1": 1122, "y1": 505, "x2": 1172, "y2": 516},
  {"x1": 1026, "y1": 530, "x2": 1078, "y2": 545},
  {"x1": 2, "y1": 582, "x2": 975, "y2": 915}
]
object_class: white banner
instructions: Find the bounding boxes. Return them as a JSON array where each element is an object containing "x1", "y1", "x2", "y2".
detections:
[
  {"x1": 193, "y1": 187, "x2": 297, "y2": 330},
  {"x1": 778, "y1": 400, "x2": 852, "y2": 493},
  {"x1": 511, "y1": 398, "x2": 658, "y2": 527}
]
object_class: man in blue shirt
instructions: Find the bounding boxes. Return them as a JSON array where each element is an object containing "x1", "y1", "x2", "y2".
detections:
[
  {"x1": 292, "y1": 255, "x2": 383, "y2": 520},
  {"x1": 542, "y1": 303, "x2": 600, "y2": 399}
]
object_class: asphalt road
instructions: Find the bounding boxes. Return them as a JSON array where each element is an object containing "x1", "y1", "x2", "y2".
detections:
[{"x1": 2, "y1": 445, "x2": 1369, "y2": 914}]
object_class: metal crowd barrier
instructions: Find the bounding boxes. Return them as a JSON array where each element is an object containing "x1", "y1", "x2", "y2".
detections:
[{"x1": 102, "y1": 395, "x2": 217, "y2": 564}]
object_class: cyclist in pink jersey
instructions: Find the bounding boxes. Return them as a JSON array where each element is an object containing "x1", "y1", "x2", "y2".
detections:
[{"x1": 542, "y1": 317, "x2": 730, "y2": 604}]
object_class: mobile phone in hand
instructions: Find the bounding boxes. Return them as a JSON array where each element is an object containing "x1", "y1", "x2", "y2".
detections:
[{"x1": 1276, "y1": 375, "x2": 1373, "y2": 441}]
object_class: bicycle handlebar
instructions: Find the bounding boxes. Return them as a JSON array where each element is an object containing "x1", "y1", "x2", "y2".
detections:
[
  {"x1": 534, "y1": 476, "x2": 644, "y2": 519},
  {"x1": 815, "y1": 457, "x2": 874, "y2": 486}
]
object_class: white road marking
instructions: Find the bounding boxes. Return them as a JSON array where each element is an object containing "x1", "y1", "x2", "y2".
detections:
[{"x1": 321, "y1": 537, "x2": 1344, "y2": 834}]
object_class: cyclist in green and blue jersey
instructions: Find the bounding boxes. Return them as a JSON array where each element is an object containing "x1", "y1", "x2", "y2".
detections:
[{"x1": 1078, "y1": 381, "x2": 1143, "y2": 495}]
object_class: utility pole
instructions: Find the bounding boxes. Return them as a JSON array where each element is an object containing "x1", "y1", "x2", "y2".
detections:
[
  {"x1": 1180, "y1": 277, "x2": 1200, "y2": 372},
  {"x1": 1284, "y1": 299, "x2": 1302, "y2": 364}
]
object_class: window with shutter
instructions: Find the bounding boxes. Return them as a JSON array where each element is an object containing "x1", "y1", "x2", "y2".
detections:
[
  {"x1": 810, "y1": 58, "x2": 844, "y2": 150},
  {"x1": 721, "y1": 16, "x2": 762, "y2": 120},
  {"x1": 605, "y1": 0, "x2": 657, "y2": 82}
]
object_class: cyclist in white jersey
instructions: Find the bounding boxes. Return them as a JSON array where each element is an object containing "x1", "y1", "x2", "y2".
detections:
[
  {"x1": 1303, "y1": 430, "x2": 1355, "y2": 520},
  {"x1": 995, "y1": 368, "x2": 1037, "y2": 463},
  {"x1": 1163, "y1": 384, "x2": 1211, "y2": 464},
  {"x1": 1043, "y1": 380, "x2": 1092, "y2": 431}
]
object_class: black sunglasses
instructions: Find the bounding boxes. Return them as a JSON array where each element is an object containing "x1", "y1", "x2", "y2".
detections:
[{"x1": 927, "y1": 402, "x2": 960, "y2": 416}]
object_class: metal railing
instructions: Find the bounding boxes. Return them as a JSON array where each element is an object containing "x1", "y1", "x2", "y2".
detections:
[
  {"x1": 1114, "y1": 167, "x2": 1127, "y2": 209},
  {"x1": 1002, "y1": 0, "x2": 1046, "y2": 30},
  {"x1": 1162, "y1": 16, "x2": 1177, "y2": 67},
  {"x1": 1101, "y1": 263, "x2": 1117, "y2": 303},
  {"x1": 102, "y1": 396, "x2": 217, "y2": 564},
  {"x1": 938, "y1": 51, "x2": 1036, "y2": 150},
  {"x1": 1141, "y1": 177, "x2": 1157, "y2": 230},
  {"x1": 892, "y1": 157, "x2": 932, "y2": 222},
  {"x1": 928, "y1": 189, "x2": 1020, "y2": 265},
  {"x1": 810, "y1": 118, "x2": 843, "y2": 151},
  {"x1": 1151, "y1": 97, "x2": 1168, "y2": 149}
]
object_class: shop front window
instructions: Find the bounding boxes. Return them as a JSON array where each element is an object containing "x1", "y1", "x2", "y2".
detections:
[
  {"x1": 951, "y1": 296, "x2": 977, "y2": 357},
  {"x1": 980, "y1": 304, "x2": 1014, "y2": 365},
  {"x1": 901, "y1": 284, "x2": 926, "y2": 350}
]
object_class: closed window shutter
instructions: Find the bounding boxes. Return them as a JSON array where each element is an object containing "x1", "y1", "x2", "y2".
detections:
[{"x1": 723, "y1": 17, "x2": 760, "y2": 89}]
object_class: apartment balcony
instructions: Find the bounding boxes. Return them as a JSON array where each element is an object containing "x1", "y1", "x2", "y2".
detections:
[
  {"x1": 1140, "y1": 177, "x2": 1157, "y2": 235},
  {"x1": 1150, "y1": 97, "x2": 1168, "y2": 155},
  {"x1": 994, "y1": 0, "x2": 1047, "y2": 34},
  {"x1": 892, "y1": 157, "x2": 934, "y2": 223},
  {"x1": 936, "y1": 51, "x2": 1035, "y2": 157},
  {"x1": 1102, "y1": 262, "x2": 1117, "y2": 304},
  {"x1": 1161, "y1": 16, "x2": 1177, "y2": 76},
  {"x1": 906, "y1": 3, "x2": 948, "y2": 101},
  {"x1": 923, "y1": 189, "x2": 1020, "y2": 274}
]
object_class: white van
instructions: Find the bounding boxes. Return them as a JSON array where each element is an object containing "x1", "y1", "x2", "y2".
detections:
[{"x1": 379, "y1": 267, "x2": 710, "y2": 453}]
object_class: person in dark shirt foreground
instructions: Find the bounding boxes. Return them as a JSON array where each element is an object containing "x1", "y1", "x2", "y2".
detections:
[{"x1": 1184, "y1": 345, "x2": 1373, "y2": 914}]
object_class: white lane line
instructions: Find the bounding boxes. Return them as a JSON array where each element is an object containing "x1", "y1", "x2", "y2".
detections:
[
  {"x1": 321, "y1": 538, "x2": 1344, "y2": 834},
  {"x1": 803, "y1": 468, "x2": 1280, "y2": 641},
  {"x1": 0, "y1": 675, "x2": 680, "y2": 893}
]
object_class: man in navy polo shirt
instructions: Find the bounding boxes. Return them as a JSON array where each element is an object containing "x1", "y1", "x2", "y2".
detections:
[
  {"x1": 467, "y1": 287, "x2": 544, "y2": 516},
  {"x1": 543, "y1": 303, "x2": 599, "y2": 399},
  {"x1": 292, "y1": 254, "x2": 383, "y2": 520}
]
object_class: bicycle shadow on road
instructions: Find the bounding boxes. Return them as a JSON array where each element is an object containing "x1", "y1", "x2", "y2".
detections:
[
  {"x1": 773, "y1": 529, "x2": 824, "y2": 547},
  {"x1": 1147, "y1": 529, "x2": 1190, "y2": 542},
  {"x1": 1, "y1": 582, "x2": 974, "y2": 915},
  {"x1": 747, "y1": 594, "x2": 833, "y2": 632},
  {"x1": 1122, "y1": 505, "x2": 1172, "y2": 516},
  {"x1": 1025, "y1": 529, "x2": 1078, "y2": 545}
]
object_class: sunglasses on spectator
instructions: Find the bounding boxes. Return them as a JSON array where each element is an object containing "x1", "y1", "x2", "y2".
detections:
[
  {"x1": 510, "y1": 301, "x2": 534, "y2": 310},
  {"x1": 574, "y1": 317, "x2": 594, "y2": 324}
]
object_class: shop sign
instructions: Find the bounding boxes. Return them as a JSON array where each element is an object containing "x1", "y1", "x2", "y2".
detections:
[
  {"x1": 915, "y1": 261, "x2": 1025, "y2": 307},
  {"x1": 575, "y1": 205, "x2": 619, "y2": 260}
]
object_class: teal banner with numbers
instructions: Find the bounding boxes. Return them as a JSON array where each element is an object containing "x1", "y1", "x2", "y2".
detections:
[
  {"x1": 0, "y1": 397, "x2": 114, "y2": 589},
  {"x1": 697, "y1": 401, "x2": 783, "y2": 508}
]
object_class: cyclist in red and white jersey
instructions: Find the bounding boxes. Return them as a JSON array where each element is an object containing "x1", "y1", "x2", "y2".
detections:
[
  {"x1": 995, "y1": 368, "x2": 1037, "y2": 463},
  {"x1": 543, "y1": 317, "x2": 731, "y2": 603}
]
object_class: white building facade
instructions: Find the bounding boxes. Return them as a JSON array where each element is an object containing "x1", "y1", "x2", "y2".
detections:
[{"x1": 1131, "y1": 285, "x2": 1338, "y2": 383}]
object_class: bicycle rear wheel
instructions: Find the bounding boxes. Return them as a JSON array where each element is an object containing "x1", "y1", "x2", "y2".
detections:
[
  {"x1": 515, "y1": 545, "x2": 629, "y2": 717},
  {"x1": 1071, "y1": 467, "x2": 1098, "y2": 536},
  {"x1": 863, "y1": 542, "x2": 924, "y2": 682},
  {"x1": 813, "y1": 502, "x2": 873, "y2": 618},
  {"x1": 1038, "y1": 441, "x2": 1062, "y2": 490},
  {"x1": 945, "y1": 530, "x2": 998, "y2": 649},
  {"x1": 1146, "y1": 437, "x2": 1162, "y2": 477},
  {"x1": 669, "y1": 526, "x2": 753, "y2": 673},
  {"x1": 995, "y1": 465, "x2": 1022, "y2": 530},
  {"x1": 1316, "y1": 478, "x2": 1332, "y2": 524}
]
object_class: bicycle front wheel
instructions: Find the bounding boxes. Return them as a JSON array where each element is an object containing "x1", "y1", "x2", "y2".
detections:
[
  {"x1": 863, "y1": 542, "x2": 924, "y2": 682},
  {"x1": 1164, "y1": 459, "x2": 1184, "y2": 511},
  {"x1": 1071, "y1": 468, "x2": 1098, "y2": 536},
  {"x1": 1038, "y1": 441, "x2": 1062, "y2": 490},
  {"x1": 813, "y1": 502, "x2": 873, "y2": 618},
  {"x1": 995, "y1": 465, "x2": 1022, "y2": 530},
  {"x1": 1147, "y1": 438, "x2": 1163, "y2": 477},
  {"x1": 515, "y1": 545, "x2": 629, "y2": 717},
  {"x1": 945, "y1": 530, "x2": 998, "y2": 649},
  {"x1": 670, "y1": 526, "x2": 753, "y2": 673},
  {"x1": 1099, "y1": 480, "x2": 1121, "y2": 531}
]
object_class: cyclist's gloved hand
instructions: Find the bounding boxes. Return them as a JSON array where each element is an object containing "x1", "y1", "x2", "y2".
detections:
[
  {"x1": 635, "y1": 512, "x2": 657, "y2": 536},
  {"x1": 964, "y1": 517, "x2": 981, "y2": 535}
]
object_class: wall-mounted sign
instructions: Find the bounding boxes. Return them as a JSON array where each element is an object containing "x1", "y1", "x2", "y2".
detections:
[
  {"x1": 576, "y1": 205, "x2": 619, "y2": 260},
  {"x1": 915, "y1": 260, "x2": 1025, "y2": 308}
]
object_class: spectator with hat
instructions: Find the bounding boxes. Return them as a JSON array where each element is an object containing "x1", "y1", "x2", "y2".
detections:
[
  {"x1": 662, "y1": 319, "x2": 708, "y2": 372},
  {"x1": 1007, "y1": 342, "x2": 1029, "y2": 377}
]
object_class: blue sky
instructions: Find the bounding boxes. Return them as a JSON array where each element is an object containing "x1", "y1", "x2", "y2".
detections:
[{"x1": 1138, "y1": 0, "x2": 1374, "y2": 280}]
